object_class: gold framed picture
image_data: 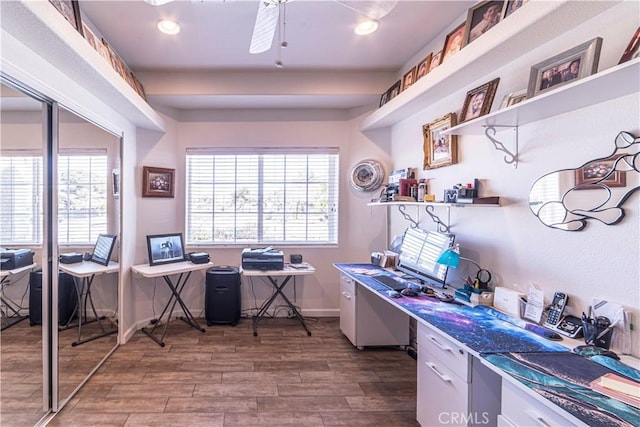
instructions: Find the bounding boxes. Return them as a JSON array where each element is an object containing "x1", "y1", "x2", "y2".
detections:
[{"x1": 423, "y1": 113, "x2": 458, "y2": 170}]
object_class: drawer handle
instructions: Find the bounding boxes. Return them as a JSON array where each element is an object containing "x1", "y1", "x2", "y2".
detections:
[
  {"x1": 428, "y1": 334, "x2": 452, "y2": 352},
  {"x1": 426, "y1": 361, "x2": 451, "y2": 383},
  {"x1": 524, "y1": 410, "x2": 552, "y2": 427},
  {"x1": 341, "y1": 292, "x2": 351, "y2": 300}
]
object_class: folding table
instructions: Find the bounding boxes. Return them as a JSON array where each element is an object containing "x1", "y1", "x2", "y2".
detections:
[
  {"x1": 131, "y1": 261, "x2": 212, "y2": 347},
  {"x1": 0, "y1": 263, "x2": 36, "y2": 330},
  {"x1": 241, "y1": 263, "x2": 315, "y2": 336},
  {"x1": 58, "y1": 260, "x2": 119, "y2": 346}
]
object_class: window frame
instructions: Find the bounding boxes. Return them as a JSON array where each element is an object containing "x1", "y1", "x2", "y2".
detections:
[{"x1": 185, "y1": 147, "x2": 339, "y2": 247}]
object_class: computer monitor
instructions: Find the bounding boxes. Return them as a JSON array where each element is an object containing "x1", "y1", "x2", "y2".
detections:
[
  {"x1": 146, "y1": 233, "x2": 186, "y2": 266},
  {"x1": 396, "y1": 227, "x2": 455, "y2": 288},
  {"x1": 90, "y1": 234, "x2": 117, "y2": 266}
]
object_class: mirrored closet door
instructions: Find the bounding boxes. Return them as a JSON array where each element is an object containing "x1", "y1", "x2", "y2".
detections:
[
  {"x1": 55, "y1": 107, "x2": 121, "y2": 410},
  {"x1": 0, "y1": 78, "x2": 50, "y2": 426}
]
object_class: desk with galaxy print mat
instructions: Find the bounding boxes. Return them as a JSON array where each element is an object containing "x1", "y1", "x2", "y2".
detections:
[{"x1": 334, "y1": 263, "x2": 640, "y2": 427}]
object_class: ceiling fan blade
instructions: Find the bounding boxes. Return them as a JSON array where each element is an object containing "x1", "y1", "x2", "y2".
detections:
[
  {"x1": 249, "y1": 1, "x2": 279, "y2": 54},
  {"x1": 334, "y1": 0, "x2": 398, "y2": 20}
]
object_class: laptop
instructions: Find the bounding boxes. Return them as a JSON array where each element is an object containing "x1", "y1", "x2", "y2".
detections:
[{"x1": 89, "y1": 234, "x2": 117, "y2": 266}]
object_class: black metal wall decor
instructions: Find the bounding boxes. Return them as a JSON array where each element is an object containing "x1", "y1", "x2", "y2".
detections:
[{"x1": 529, "y1": 131, "x2": 639, "y2": 231}]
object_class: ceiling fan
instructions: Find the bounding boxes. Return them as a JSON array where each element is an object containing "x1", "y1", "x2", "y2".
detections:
[
  {"x1": 249, "y1": 1, "x2": 399, "y2": 55},
  {"x1": 144, "y1": 0, "x2": 398, "y2": 59}
]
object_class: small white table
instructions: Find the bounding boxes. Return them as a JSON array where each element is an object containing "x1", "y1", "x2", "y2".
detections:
[
  {"x1": 0, "y1": 263, "x2": 36, "y2": 330},
  {"x1": 241, "y1": 263, "x2": 316, "y2": 336},
  {"x1": 131, "y1": 261, "x2": 212, "y2": 347},
  {"x1": 58, "y1": 260, "x2": 119, "y2": 346}
]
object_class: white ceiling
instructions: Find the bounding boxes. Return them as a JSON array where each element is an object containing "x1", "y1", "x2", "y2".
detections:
[{"x1": 78, "y1": 1, "x2": 475, "y2": 111}]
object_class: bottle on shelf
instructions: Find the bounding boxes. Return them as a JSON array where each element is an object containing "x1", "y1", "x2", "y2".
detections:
[{"x1": 417, "y1": 180, "x2": 427, "y2": 202}]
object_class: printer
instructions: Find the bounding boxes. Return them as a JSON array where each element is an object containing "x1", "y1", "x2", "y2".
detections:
[
  {"x1": 0, "y1": 248, "x2": 34, "y2": 270},
  {"x1": 242, "y1": 247, "x2": 284, "y2": 270}
]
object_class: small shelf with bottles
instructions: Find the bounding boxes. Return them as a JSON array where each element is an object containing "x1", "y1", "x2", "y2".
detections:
[{"x1": 367, "y1": 200, "x2": 500, "y2": 208}]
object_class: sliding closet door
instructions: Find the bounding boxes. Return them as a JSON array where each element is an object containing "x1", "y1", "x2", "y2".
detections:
[{"x1": 0, "y1": 78, "x2": 51, "y2": 426}]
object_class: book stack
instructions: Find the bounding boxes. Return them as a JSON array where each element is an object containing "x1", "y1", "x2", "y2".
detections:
[{"x1": 590, "y1": 373, "x2": 640, "y2": 408}]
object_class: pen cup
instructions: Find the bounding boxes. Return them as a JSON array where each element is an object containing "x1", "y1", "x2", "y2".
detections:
[{"x1": 582, "y1": 320, "x2": 613, "y2": 349}]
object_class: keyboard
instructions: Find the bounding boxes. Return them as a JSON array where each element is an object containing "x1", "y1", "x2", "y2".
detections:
[{"x1": 372, "y1": 275, "x2": 406, "y2": 292}]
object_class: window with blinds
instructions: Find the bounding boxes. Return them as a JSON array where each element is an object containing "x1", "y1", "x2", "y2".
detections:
[
  {"x1": 58, "y1": 152, "x2": 108, "y2": 244},
  {"x1": 186, "y1": 149, "x2": 339, "y2": 245},
  {"x1": 0, "y1": 153, "x2": 44, "y2": 245}
]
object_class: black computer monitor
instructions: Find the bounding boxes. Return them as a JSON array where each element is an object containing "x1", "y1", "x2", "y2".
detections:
[
  {"x1": 396, "y1": 227, "x2": 455, "y2": 288},
  {"x1": 90, "y1": 234, "x2": 117, "y2": 266},
  {"x1": 146, "y1": 233, "x2": 186, "y2": 266}
]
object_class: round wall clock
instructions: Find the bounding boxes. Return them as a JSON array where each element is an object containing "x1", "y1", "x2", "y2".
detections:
[{"x1": 350, "y1": 159, "x2": 385, "y2": 192}]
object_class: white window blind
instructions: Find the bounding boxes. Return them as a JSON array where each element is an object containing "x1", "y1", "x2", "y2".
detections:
[
  {"x1": 0, "y1": 153, "x2": 44, "y2": 245},
  {"x1": 58, "y1": 152, "x2": 108, "y2": 244},
  {"x1": 186, "y1": 148, "x2": 339, "y2": 245}
]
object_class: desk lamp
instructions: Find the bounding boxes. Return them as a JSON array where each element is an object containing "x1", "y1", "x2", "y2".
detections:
[{"x1": 437, "y1": 244, "x2": 492, "y2": 301}]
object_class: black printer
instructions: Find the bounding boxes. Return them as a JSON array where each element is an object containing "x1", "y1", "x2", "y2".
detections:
[
  {"x1": 241, "y1": 247, "x2": 284, "y2": 270},
  {"x1": 0, "y1": 248, "x2": 34, "y2": 270}
]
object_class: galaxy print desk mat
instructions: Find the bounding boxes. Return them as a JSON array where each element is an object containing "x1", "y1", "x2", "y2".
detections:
[
  {"x1": 484, "y1": 352, "x2": 640, "y2": 427},
  {"x1": 334, "y1": 263, "x2": 567, "y2": 354}
]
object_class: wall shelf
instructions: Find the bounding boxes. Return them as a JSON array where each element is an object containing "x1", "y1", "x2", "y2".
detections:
[
  {"x1": 359, "y1": 1, "x2": 619, "y2": 132},
  {"x1": 1, "y1": 1, "x2": 165, "y2": 132},
  {"x1": 444, "y1": 59, "x2": 640, "y2": 136},
  {"x1": 368, "y1": 201, "x2": 500, "y2": 233}
]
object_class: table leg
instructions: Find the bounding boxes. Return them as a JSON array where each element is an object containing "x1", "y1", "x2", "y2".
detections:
[
  {"x1": 252, "y1": 275, "x2": 311, "y2": 336},
  {"x1": 141, "y1": 272, "x2": 205, "y2": 347},
  {"x1": 0, "y1": 277, "x2": 29, "y2": 331},
  {"x1": 70, "y1": 275, "x2": 117, "y2": 346}
]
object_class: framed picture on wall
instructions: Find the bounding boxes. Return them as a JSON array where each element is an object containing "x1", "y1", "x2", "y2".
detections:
[
  {"x1": 465, "y1": 1, "x2": 505, "y2": 45},
  {"x1": 142, "y1": 166, "x2": 175, "y2": 198},
  {"x1": 423, "y1": 113, "x2": 458, "y2": 170},
  {"x1": 401, "y1": 66, "x2": 417, "y2": 91},
  {"x1": 619, "y1": 27, "x2": 640, "y2": 64},
  {"x1": 415, "y1": 53, "x2": 432, "y2": 80},
  {"x1": 442, "y1": 22, "x2": 466, "y2": 62}
]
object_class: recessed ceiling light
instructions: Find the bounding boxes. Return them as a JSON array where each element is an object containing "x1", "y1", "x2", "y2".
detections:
[
  {"x1": 157, "y1": 19, "x2": 181, "y2": 35},
  {"x1": 145, "y1": 0, "x2": 174, "y2": 5},
  {"x1": 354, "y1": 20, "x2": 379, "y2": 36}
]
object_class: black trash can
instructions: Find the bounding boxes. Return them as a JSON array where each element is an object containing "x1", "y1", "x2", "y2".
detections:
[
  {"x1": 205, "y1": 266, "x2": 241, "y2": 326},
  {"x1": 29, "y1": 270, "x2": 78, "y2": 326}
]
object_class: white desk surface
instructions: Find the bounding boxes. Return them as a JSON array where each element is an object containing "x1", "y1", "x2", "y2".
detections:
[
  {"x1": 241, "y1": 263, "x2": 315, "y2": 277},
  {"x1": 0, "y1": 263, "x2": 37, "y2": 277},
  {"x1": 131, "y1": 261, "x2": 213, "y2": 278},
  {"x1": 59, "y1": 261, "x2": 119, "y2": 278}
]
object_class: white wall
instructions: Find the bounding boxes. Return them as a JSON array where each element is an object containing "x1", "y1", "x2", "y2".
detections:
[
  {"x1": 385, "y1": 2, "x2": 640, "y2": 356},
  {"x1": 131, "y1": 113, "x2": 390, "y2": 325}
]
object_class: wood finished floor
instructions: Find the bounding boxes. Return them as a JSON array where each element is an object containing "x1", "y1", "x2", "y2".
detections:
[{"x1": 48, "y1": 317, "x2": 419, "y2": 426}]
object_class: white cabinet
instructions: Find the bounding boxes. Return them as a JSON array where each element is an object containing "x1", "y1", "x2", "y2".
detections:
[
  {"x1": 416, "y1": 322, "x2": 501, "y2": 427},
  {"x1": 339, "y1": 273, "x2": 409, "y2": 349},
  {"x1": 500, "y1": 379, "x2": 586, "y2": 427}
]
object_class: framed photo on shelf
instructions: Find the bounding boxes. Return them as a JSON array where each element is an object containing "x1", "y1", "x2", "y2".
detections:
[
  {"x1": 503, "y1": 0, "x2": 529, "y2": 18},
  {"x1": 428, "y1": 50, "x2": 443, "y2": 72},
  {"x1": 416, "y1": 53, "x2": 432, "y2": 80},
  {"x1": 423, "y1": 113, "x2": 458, "y2": 170},
  {"x1": 574, "y1": 155, "x2": 626, "y2": 190},
  {"x1": 460, "y1": 78, "x2": 500, "y2": 122},
  {"x1": 142, "y1": 166, "x2": 175, "y2": 198},
  {"x1": 442, "y1": 22, "x2": 466, "y2": 62},
  {"x1": 379, "y1": 91, "x2": 389, "y2": 108},
  {"x1": 49, "y1": 0, "x2": 83, "y2": 35},
  {"x1": 465, "y1": 1, "x2": 505, "y2": 45},
  {"x1": 619, "y1": 27, "x2": 640, "y2": 64},
  {"x1": 402, "y1": 66, "x2": 417, "y2": 91},
  {"x1": 499, "y1": 89, "x2": 527, "y2": 109},
  {"x1": 387, "y1": 80, "x2": 402, "y2": 101},
  {"x1": 527, "y1": 37, "x2": 602, "y2": 98}
]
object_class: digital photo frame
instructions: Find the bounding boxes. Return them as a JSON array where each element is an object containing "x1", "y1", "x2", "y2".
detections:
[
  {"x1": 146, "y1": 233, "x2": 186, "y2": 266},
  {"x1": 90, "y1": 233, "x2": 117, "y2": 266}
]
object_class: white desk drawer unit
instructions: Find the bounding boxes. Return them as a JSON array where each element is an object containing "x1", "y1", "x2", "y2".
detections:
[
  {"x1": 501, "y1": 379, "x2": 585, "y2": 427},
  {"x1": 417, "y1": 322, "x2": 470, "y2": 382},
  {"x1": 339, "y1": 273, "x2": 409, "y2": 349},
  {"x1": 416, "y1": 322, "x2": 501, "y2": 427}
]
